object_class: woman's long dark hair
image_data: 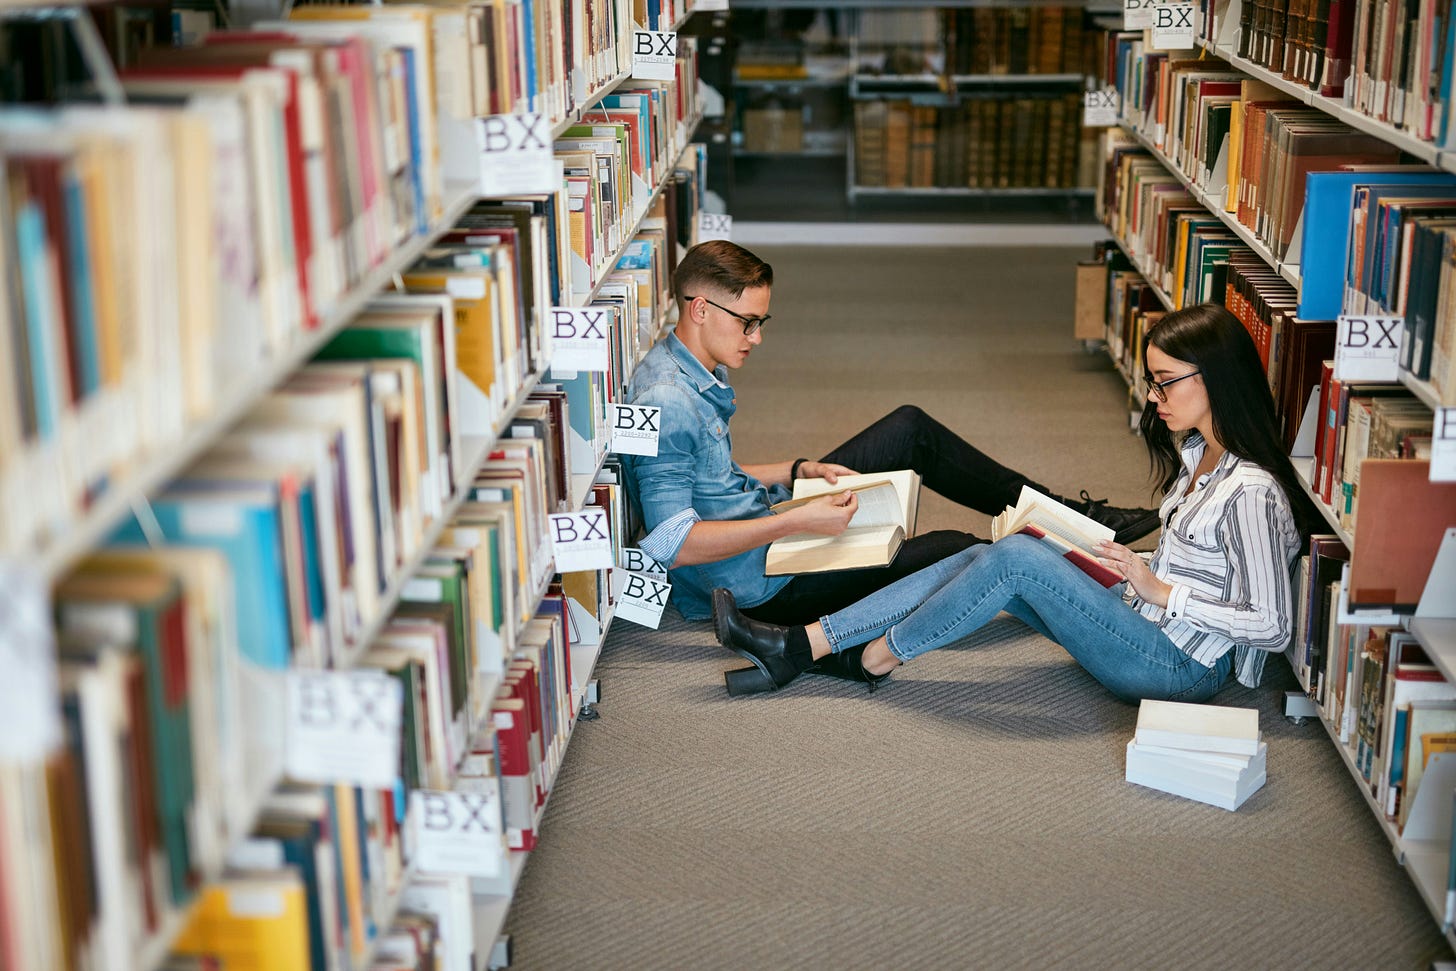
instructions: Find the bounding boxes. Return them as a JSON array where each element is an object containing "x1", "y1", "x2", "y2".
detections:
[{"x1": 1138, "y1": 303, "x2": 1318, "y2": 539}]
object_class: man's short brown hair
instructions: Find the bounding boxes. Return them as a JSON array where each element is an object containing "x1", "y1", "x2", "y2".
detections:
[{"x1": 673, "y1": 240, "x2": 773, "y2": 300}]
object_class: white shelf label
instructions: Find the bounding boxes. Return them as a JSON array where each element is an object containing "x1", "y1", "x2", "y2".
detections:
[
  {"x1": 1083, "y1": 87, "x2": 1120, "y2": 127},
  {"x1": 1124, "y1": 0, "x2": 1155, "y2": 28},
  {"x1": 619, "y1": 547, "x2": 668, "y2": 576},
  {"x1": 696, "y1": 0, "x2": 729, "y2": 9},
  {"x1": 615, "y1": 571, "x2": 672, "y2": 629},
  {"x1": 285, "y1": 670, "x2": 402, "y2": 790},
  {"x1": 412, "y1": 788, "x2": 504, "y2": 877},
  {"x1": 0, "y1": 563, "x2": 60, "y2": 762},
  {"x1": 1433, "y1": 408, "x2": 1456, "y2": 482},
  {"x1": 550, "y1": 510, "x2": 614, "y2": 572},
  {"x1": 698, "y1": 211, "x2": 733, "y2": 242},
  {"x1": 477, "y1": 113, "x2": 556, "y2": 197},
  {"x1": 548, "y1": 307, "x2": 611, "y2": 372},
  {"x1": 1334, "y1": 315, "x2": 1403, "y2": 382},
  {"x1": 632, "y1": 31, "x2": 678, "y2": 80},
  {"x1": 609, "y1": 404, "x2": 661, "y2": 456},
  {"x1": 1150, "y1": 3, "x2": 1196, "y2": 48}
]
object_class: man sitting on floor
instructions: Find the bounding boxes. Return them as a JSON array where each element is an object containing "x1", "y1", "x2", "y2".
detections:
[{"x1": 621, "y1": 241, "x2": 1159, "y2": 685}]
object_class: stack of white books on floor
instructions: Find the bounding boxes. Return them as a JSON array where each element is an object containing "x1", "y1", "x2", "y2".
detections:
[{"x1": 1124, "y1": 699, "x2": 1267, "y2": 811}]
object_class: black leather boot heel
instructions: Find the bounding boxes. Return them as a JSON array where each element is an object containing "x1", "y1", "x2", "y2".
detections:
[{"x1": 724, "y1": 666, "x2": 778, "y2": 696}]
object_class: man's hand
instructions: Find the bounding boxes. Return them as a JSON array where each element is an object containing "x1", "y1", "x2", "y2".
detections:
[
  {"x1": 789, "y1": 491, "x2": 858, "y2": 536},
  {"x1": 1095, "y1": 540, "x2": 1172, "y2": 607},
  {"x1": 797, "y1": 461, "x2": 858, "y2": 484}
]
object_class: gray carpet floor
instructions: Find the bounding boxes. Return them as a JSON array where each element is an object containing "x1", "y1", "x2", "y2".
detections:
[{"x1": 503, "y1": 246, "x2": 1453, "y2": 969}]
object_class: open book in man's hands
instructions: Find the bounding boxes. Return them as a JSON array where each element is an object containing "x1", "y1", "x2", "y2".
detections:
[
  {"x1": 764, "y1": 470, "x2": 921, "y2": 575},
  {"x1": 991, "y1": 485, "x2": 1123, "y2": 588}
]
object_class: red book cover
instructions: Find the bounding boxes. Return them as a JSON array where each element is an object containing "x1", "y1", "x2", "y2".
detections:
[
  {"x1": 1017, "y1": 524, "x2": 1123, "y2": 588},
  {"x1": 1310, "y1": 360, "x2": 1335, "y2": 484}
]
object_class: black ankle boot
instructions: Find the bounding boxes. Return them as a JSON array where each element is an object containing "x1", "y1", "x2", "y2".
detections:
[
  {"x1": 712, "y1": 588, "x2": 811, "y2": 696},
  {"x1": 1058, "y1": 490, "x2": 1161, "y2": 545},
  {"x1": 807, "y1": 644, "x2": 893, "y2": 693}
]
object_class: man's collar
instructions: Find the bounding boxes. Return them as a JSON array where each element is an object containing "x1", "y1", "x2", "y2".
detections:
[{"x1": 666, "y1": 332, "x2": 729, "y2": 393}]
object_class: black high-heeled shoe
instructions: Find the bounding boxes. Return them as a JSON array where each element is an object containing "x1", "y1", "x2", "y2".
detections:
[
  {"x1": 712, "y1": 588, "x2": 803, "y2": 696},
  {"x1": 807, "y1": 644, "x2": 893, "y2": 693}
]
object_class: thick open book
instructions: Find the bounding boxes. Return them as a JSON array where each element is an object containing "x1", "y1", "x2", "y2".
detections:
[
  {"x1": 990, "y1": 485, "x2": 1121, "y2": 588},
  {"x1": 764, "y1": 470, "x2": 921, "y2": 575}
]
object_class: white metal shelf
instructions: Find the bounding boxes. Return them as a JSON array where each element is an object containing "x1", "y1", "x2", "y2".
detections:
[{"x1": 1292, "y1": 456, "x2": 1355, "y2": 548}]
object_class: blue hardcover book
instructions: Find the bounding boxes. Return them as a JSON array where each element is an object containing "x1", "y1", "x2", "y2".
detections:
[
  {"x1": 399, "y1": 47, "x2": 429, "y2": 235},
  {"x1": 61, "y1": 172, "x2": 100, "y2": 396},
  {"x1": 521, "y1": 0, "x2": 538, "y2": 113},
  {"x1": 15, "y1": 201, "x2": 60, "y2": 440},
  {"x1": 1298, "y1": 170, "x2": 1456, "y2": 319},
  {"x1": 110, "y1": 484, "x2": 293, "y2": 670},
  {"x1": 647, "y1": 0, "x2": 661, "y2": 30}
]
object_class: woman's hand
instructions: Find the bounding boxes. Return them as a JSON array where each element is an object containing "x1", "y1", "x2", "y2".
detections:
[{"x1": 1095, "y1": 540, "x2": 1172, "y2": 607}]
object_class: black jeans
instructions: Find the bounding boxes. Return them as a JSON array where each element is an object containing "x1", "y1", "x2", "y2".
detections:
[{"x1": 741, "y1": 406, "x2": 1048, "y2": 627}]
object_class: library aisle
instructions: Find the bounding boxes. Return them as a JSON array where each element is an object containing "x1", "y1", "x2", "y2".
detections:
[{"x1": 503, "y1": 245, "x2": 1452, "y2": 967}]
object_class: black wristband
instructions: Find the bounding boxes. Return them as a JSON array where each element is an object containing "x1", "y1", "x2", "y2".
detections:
[{"x1": 791, "y1": 457, "x2": 810, "y2": 481}]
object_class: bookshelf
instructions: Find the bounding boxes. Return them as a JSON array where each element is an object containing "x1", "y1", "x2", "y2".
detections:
[
  {"x1": 1088, "y1": 3, "x2": 1456, "y2": 949},
  {"x1": 724, "y1": 2, "x2": 1103, "y2": 210},
  {"x1": 0, "y1": 0, "x2": 705, "y2": 967}
]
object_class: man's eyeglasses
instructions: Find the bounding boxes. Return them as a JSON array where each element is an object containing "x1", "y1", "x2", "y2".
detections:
[
  {"x1": 685, "y1": 294, "x2": 772, "y2": 336},
  {"x1": 1148, "y1": 369, "x2": 1202, "y2": 403}
]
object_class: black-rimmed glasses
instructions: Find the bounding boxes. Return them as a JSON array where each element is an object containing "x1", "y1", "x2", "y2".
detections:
[
  {"x1": 1148, "y1": 369, "x2": 1202, "y2": 402},
  {"x1": 684, "y1": 294, "x2": 772, "y2": 336}
]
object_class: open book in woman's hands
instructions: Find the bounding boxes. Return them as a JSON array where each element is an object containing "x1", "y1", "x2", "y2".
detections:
[
  {"x1": 764, "y1": 470, "x2": 921, "y2": 575},
  {"x1": 991, "y1": 486, "x2": 1122, "y2": 588}
]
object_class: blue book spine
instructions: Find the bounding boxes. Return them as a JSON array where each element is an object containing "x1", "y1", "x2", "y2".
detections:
[
  {"x1": 280, "y1": 831, "x2": 329, "y2": 971},
  {"x1": 61, "y1": 172, "x2": 100, "y2": 396},
  {"x1": 521, "y1": 0, "x2": 539, "y2": 113},
  {"x1": 399, "y1": 48, "x2": 428, "y2": 235},
  {"x1": 15, "y1": 202, "x2": 59, "y2": 440},
  {"x1": 298, "y1": 481, "x2": 327, "y2": 633}
]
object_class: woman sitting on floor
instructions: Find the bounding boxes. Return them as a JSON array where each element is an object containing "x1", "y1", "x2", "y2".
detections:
[{"x1": 712, "y1": 302, "x2": 1312, "y2": 702}]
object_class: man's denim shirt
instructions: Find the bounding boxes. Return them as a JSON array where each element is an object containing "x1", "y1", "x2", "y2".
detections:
[{"x1": 624, "y1": 333, "x2": 792, "y2": 620}]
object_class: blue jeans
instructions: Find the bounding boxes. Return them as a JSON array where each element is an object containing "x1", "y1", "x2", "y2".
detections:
[{"x1": 819, "y1": 535, "x2": 1232, "y2": 703}]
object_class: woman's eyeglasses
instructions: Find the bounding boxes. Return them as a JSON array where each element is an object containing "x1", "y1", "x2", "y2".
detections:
[
  {"x1": 1148, "y1": 369, "x2": 1202, "y2": 403},
  {"x1": 685, "y1": 295, "x2": 772, "y2": 336}
]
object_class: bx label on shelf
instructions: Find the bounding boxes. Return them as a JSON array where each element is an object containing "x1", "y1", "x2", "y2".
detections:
[
  {"x1": 619, "y1": 547, "x2": 668, "y2": 576},
  {"x1": 610, "y1": 404, "x2": 662, "y2": 456},
  {"x1": 0, "y1": 564, "x2": 60, "y2": 762},
  {"x1": 1334, "y1": 315, "x2": 1403, "y2": 382},
  {"x1": 550, "y1": 510, "x2": 614, "y2": 572},
  {"x1": 1150, "y1": 3, "x2": 1196, "y2": 48},
  {"x1": 616, "y1": 571, "x2": 673, "y2": 629},
  {"x1": 1123, "y1": 0, "x2": 1155, "y2": 29},
  {"x1": 1083, "y1": 87, "x2": 1120, "y2": 127},
  {"x1": 411, "y1": 787, "x2": 504, "y2": 877},
  {"x1": 285, "y1": 670, "x2": 402, "y2": 790},
  {"x1": 476, "y1": 112, "x2": 556, "y2": 197},
  {"x1": 1433, "y1": 409, "x2": 1456, "y2": 482},
  {"x1": 632, "y1": 31, "x2": 678, "y2": 80},
  {"x1": 698, "y1": 211, "x2": 733, "y2": 243},
  {"x1": 695, "y1": 0, "x2": 729, "y2": 9},
  {"x1": 548, "y1": 307, "x2": 611, "y2": 371}
]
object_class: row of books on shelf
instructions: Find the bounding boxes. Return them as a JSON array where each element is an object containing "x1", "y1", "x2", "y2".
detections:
[
  {"x1": 1291, "y1": 539, "x2": 1456, "y2": 835},
  {"x1": 853, "y1": 93, "x2": 1087, "y2": 190},
  {"x1": 0, "y1": 13, "x2": 700, "y2": 560},
  {"x1": 3, "y1": 0, "x2": 692, "y2": 118},
  {"x1": 1222, "y1": 0, "x2": 1456, "y2": 145},
  {"x1": 0, "y1": 144, "x2": 694, "y2": 966},
  {"x1": 846, "y1": 7, "x2": 1091, "y2": 77},
  {"x1": 4, "y1": 342, "x2": 657, "y2": 969}
]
